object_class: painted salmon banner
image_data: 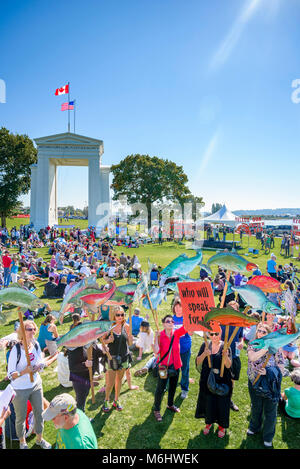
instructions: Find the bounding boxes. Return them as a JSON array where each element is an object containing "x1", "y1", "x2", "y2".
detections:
[{"x1": 178, "y1": 281, "x2": 219, "y2": 332}]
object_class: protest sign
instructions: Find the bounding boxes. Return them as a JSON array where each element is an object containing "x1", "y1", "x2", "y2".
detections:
[{"x1": 178, "y1": 282, "x2": 219, "y2": 332}]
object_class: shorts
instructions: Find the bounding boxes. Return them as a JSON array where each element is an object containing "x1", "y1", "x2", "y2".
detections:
[
  {"x1": 45, "y1": 339, "x2": 58, "y2": 355},
  {"x1": 108, "y1": 354, "x2": 132, "y2": 371},
  {"x1": 230, "y1": 357, "x2": 241, "y2": 381}
]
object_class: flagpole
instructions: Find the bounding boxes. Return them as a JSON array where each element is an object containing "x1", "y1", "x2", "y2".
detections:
[
  {"x1": 74, "y1": 99, "x2": 76, "y2": 134},
  {"x1": 68, "y1": 81, "x2": 70, "y2": 132}
]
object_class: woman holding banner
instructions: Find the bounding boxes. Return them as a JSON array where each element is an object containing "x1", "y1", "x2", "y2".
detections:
[
  {"x1": 101, "y1": 306, "x2": 133, "y2": 413},
  {"x1": 195, "y1": 325, "x2": 232, "y2": 438},
  {"x1": 7, "y1": 320, "x2": 52, "y2": 449},
  {"x1": 247, "y1": 322, "x2": 285, "y2": 448},
  {"x1": 153, "y1": 315, "x2": 188, "y2": 422}
]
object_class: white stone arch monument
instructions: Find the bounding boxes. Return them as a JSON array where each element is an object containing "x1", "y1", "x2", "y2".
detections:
[{"x1": 30, "y1": 132, "x2": 110, "y2": 232}]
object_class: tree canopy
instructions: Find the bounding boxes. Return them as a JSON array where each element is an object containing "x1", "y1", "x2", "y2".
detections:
[
  {"x1": 110, "y1": 154, "x2": 201, "y2": 231},
  {"x1": 0, "y1": 127, "x2": 37, "y2": 226}
]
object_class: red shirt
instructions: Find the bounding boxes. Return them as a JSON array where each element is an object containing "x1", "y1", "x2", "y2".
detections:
[
  {"x1": 159, "y1": 326, "x2": 186, "y2": 370},
  {"x1": 2, "y1": 255, "x2": 12, "y2": 268}
]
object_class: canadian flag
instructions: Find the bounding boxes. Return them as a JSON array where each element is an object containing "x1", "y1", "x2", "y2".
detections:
[{"x1": 55, "y1": 84, "x2": 69, "y2": 96}]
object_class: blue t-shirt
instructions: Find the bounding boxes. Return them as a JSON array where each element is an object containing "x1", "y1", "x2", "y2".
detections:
[
  {"x1": 221, "y1": 325, "x2": 243, "y2": 359},
  {"x1": 252, "y1": 268, "x2": 262, "y2": 276},
  {"x1": 267, "y1": 259, "x2": 277, "y2": 273},
  {"x1": 127, "y1": 316, "x2": 144, "y2": 336},
  {"x1": 173, "y1": 315, "x2": 192, "y2": 354},
  {"x1": 37, "y1": 324, "x2": 54, "y2": 350}
]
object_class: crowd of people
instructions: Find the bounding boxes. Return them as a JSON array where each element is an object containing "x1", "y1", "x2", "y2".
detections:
[{"x1": 0, "y1": 223, "x2": 299, "y2": 450}]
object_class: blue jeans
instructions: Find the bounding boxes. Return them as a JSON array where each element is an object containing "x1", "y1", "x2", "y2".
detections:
[
  {"x1": 180, "y1": 349, "x2": 191, "y2": 392},
  {"x1": 248, "y1": 379, "x2": 278, "y2": 443},
  {"x1": 3, "y1": 268, "x2": 11, "y2": 287}
]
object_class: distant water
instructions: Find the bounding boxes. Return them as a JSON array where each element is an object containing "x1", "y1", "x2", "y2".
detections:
[{"x1": 263, "y1": 219, "x2": 294, "y2": 227}]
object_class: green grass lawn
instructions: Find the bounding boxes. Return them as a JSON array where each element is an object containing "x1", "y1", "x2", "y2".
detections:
[{"x1": 1, "y1": 233, "x2": 300, "y2": 449}]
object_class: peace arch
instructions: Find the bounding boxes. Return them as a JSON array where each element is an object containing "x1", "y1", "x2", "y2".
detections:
[{"x1": 30, "y1": 132, "x2": 110, "y2": 232}]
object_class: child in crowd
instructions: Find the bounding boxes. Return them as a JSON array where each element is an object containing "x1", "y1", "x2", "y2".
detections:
[{"x1": 135, "y1": 321, "x2": 155, "y2": 361}]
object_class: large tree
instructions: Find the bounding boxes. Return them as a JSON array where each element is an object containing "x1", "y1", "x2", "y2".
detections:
[
  {"x1": 110, "y1": 154, "x2": 193, "y2": 231},
  {"x1": 0, "y1": 127, "x2": 37, "y2": 227}
]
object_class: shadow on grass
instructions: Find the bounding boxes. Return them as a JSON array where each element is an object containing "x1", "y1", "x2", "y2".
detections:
[
  {"x1": 279, "y1": 411, "x2": 300, "y2": 449},
  {"x1": 43, "y1": 384, "x2": 72, "y2": 402},
  {"x1": 88, "y1": 408, "x2": 113, "y2": 440},
  {"x1": 187, "y1": 424, "x2": 229, "y2": 449},
  {"x1": 125, "y1": 395, "x2": 182, "y2": 449}
]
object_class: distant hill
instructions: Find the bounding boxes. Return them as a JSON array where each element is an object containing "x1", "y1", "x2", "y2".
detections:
[{"x1": 233, "y1": 208, "x2": 300, "y2": 217}]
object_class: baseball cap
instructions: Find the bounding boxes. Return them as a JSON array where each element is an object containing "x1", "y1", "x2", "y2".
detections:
[{"x1": 42, "y1": 393, "x2": 77, "y2": 421}]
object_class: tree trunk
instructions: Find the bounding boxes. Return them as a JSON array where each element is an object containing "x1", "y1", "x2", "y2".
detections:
[
  {"x1": 147, "y1": 204, "x2": 151, "y2": 235},
  {"x1": 0, "y1": 212, "x2": 6, "y2": 228}
]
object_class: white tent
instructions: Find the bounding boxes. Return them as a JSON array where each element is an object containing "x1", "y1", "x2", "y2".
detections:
[{"x1": 202, "y1": 204, "x2": 238, "y2": 227}]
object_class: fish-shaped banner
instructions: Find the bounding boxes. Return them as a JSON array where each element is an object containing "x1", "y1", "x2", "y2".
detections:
[
  {"x1": 206, "y1": 252, "x2": 258, "y2": 273},
  {"x1": 142, "y1": 286, "x2": 167, "y2": 310},
  {"x1": 56, "y1": 320, "x2": 113, "y2": 348},
  {"x1": 161, "y1": 250, "x2": 205, "y2": 278},
  {"x1": 247, "y1": 275, "x2": 283, "y2": 293},
  {"x1": 250, "y1": 326, "x2": 300, "y2": 354},
  {"x1": 77, "y1": 282, "x2": 116, "y2": 309},
  {"x1": 58, "y1": 275, "x2": 99, "y2": 323},
  {"x1": 0, "y1": 285, "x2": 45, "y2": 323},
  {"x1": 228, "y1": 284, "x2": 282, "y2": 315},
  {"x1": 106, "y1": 283, "x2": 139, "y2": 306},
  {"x1": 203, "y1": 307, "x2": 260, "y2": 328}
]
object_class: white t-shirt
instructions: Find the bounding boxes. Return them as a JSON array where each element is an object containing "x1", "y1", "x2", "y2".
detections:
[
  {"x1": 7, "y1": 341, "x2": 44, "y2": 390},
  {"x1": 80, "y1": 265, "x2": 91, "y2": 277},
  {"x1": 135, "y1": 330, "x2": 154, "y2": 353},
  {"x1": 107, "y1": 266, "x2": 116, "y2": 278}
]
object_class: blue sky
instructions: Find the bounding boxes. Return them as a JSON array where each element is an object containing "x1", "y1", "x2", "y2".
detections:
[{"x1": 1, "y1": 0, "x2": 300, "y2": 212}]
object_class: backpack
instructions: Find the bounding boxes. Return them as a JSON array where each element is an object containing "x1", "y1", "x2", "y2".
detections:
[{"x1": 15, "y1": 341, "x2": 39, "y2": 366}]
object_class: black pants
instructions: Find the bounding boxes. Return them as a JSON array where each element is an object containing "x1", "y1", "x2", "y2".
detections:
[
  {"x1": 154, "y1": 371, "x2": 179, "y2": 411},
  {"x1": 72, "y1": 378, "x2": 90, "y2": 412}
]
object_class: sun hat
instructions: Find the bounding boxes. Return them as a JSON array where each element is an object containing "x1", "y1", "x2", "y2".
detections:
[{"x1": 42, "y1": 393, "x2": 77, "y2": 421}]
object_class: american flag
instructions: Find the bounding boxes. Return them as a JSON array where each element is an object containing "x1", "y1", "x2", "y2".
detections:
[{"x1": 61, "y1": 101, "x2": 74, "y2": 111}]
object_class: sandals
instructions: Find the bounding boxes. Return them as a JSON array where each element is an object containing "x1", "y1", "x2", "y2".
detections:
[
  {"x1": 203, "y1": 424, "x2": 212, "y2": 435},
  {"x1": 154, "y1": 411, "x2": 162, "y2": 422},
  {"x1": 218, "y1": 426, "x2": 226, "y2": 438},
  {"x1": 167, "y1": 405, "x2": 180, "y2": 413}
]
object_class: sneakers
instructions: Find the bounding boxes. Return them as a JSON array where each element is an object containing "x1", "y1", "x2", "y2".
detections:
[
  {"x1": 247, "y1": 429, "x2": 255, "y2": 436},
  {"x1": 102, "y1": 400, "x2": 110, "y2": 413},
  {"x1": 181, "y1": 390, "x2": 188, "y2": 399},
  {"x1": 264, "y1": 441, "x2": 273, "y2": 448},
  {"x1": 134, "y1": 368, "x2": 147, "y2": 377},
  {"x1": 36, "y1": 439, "x2": 52, "y2": 449},
  {"x1": 20, "y1": 442, "x2": 29, "y2": 449},
  {"x1": 112, "y1": 400, "x2": 123, "y2": 411},
  {"x1": 167, "y1": 405, "x2": 180, "y2": 413},
  {"x1": 230, "y1": 400, "x2": 239, "y2": 411}
]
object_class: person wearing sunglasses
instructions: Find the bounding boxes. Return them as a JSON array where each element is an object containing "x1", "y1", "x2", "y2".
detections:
[
  {"x1": 247, "y1": 322, "x2": 285, "y2": 448},
  {"x1": 152, "y1": 314, "x2": 188, "y2": 422},
  {"x1": 101, "y1": 306, "x2": 133, "y2": 412},
  {"x1": 195, "y1": 325, "x2": 232, "y2": 438},
  {"x1": 172, "y1": 297, "x2": 194, "y2": 399},
  {"x1": 7, "y1": 320, "x2": 52, "y2": 449}
]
